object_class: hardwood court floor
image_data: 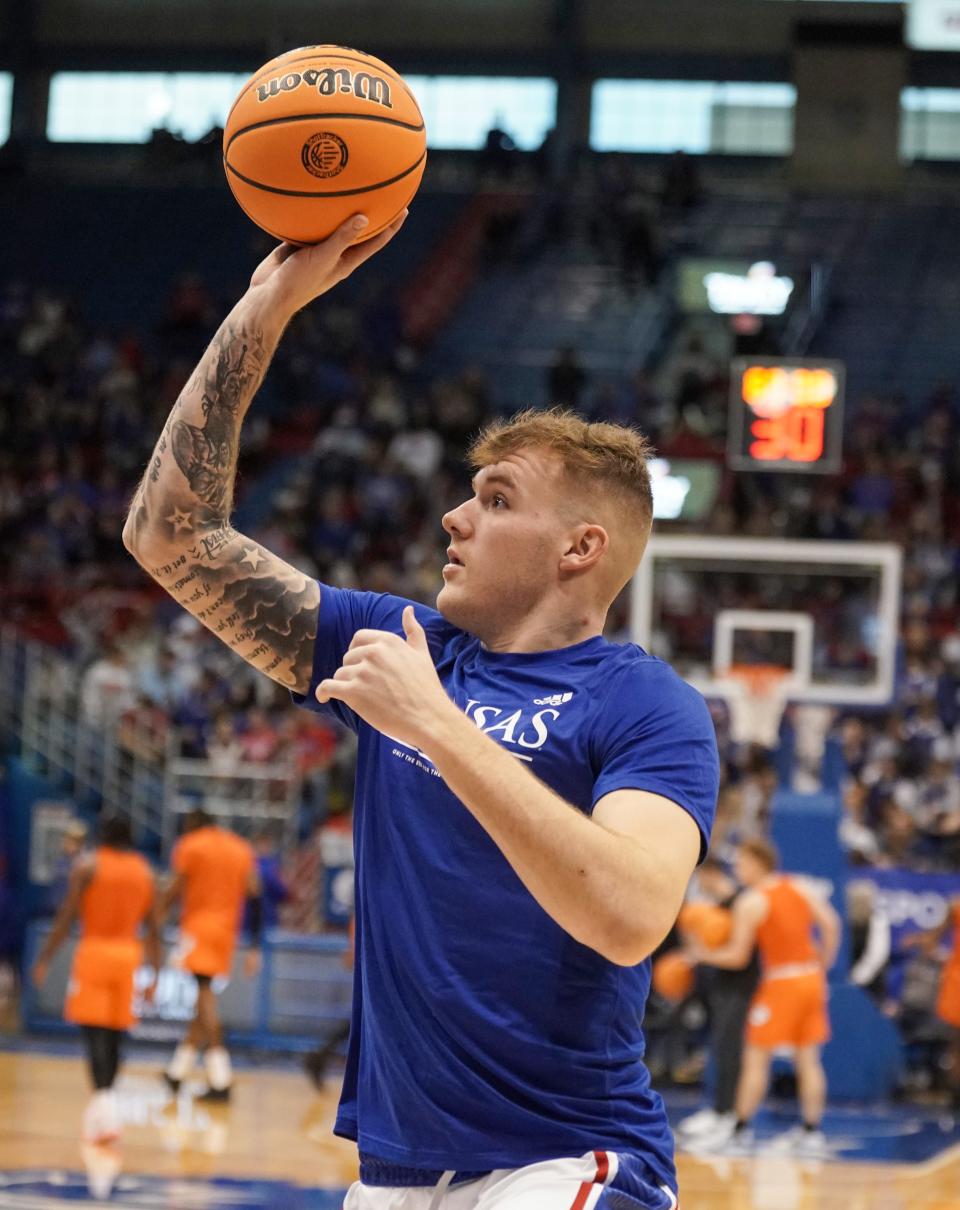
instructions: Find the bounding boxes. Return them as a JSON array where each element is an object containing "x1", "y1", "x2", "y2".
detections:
[{"x1": 2, "y1": 1052, "x2": 960, "y2": 1209}]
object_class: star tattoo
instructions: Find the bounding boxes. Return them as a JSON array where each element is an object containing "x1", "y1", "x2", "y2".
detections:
[
  {"x1": 166, "y1": 507, "x2": 193, "y2": 534},
  {"x1": 241, "y1": 547, "x2": 265, "y2": 571}
]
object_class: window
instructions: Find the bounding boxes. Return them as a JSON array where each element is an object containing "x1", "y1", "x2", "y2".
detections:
[
  {"x1": 46, "y1": 70, "x2": 556, "y2": 152},
  {"x1": 909, "y1": 0, "x2": 960, "y2": 49},
  {"x1": 590, "y1": 80, "x2": 796, "y2": 156},
  {"x1": 47, "y1": 73, "x2": 250, "y2": 143},
  {"x1": 403, "y1": 76, "x2": 556, "y2": 150},
  {"x1": 901, "y1": 88, "x2": 960, "y2": 161},
  {"x1": 0, "y1": 73, "x2": 12, "y2": 146}
]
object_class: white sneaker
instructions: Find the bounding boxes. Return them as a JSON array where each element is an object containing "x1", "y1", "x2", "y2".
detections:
[
  {"x1": 679, "y1": 1110, "x2": 738, "y2": 1143},
  {"x1": 689, "y1": 1118, "x2": 742, "y2": 1154},
  {"x1": 790, "y1": 1128, "x2": 830, "y2": 1159},
  {"x1": 704, "y1": 1126, "x2": 754, "y2": 1156},
  {"x1": 677, "y1": 1108, "x2": 721, "y2": 1138},
  {"x1": 81, "y1": 1142, "x2": 121, "y2": 1200},
  {"x1": 763, "y1": 1125, "x2": 831, "y2": 1159}
]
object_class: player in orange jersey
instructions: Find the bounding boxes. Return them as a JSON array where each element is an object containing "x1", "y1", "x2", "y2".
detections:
[
  {"x1": 32, "y1": 814, "x2": 160, "y2": 1145},
  {"x1": 686, "y1": 835, "x2": 841, "y2": 1155},
  {"x1": 160, "y1": 808, "x2": 261, "y2": 1101},
  {"x1": 907, "y1": 894, "x2": 960, "y2": 1114},
  {"x1": 675, "y1": 855, "x2": 759, "y2": 1146}
]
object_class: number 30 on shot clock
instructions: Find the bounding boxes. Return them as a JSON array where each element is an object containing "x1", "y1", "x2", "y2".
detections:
[{"x1": 727, "y1": 357, "x2": 845, "y2": 474}]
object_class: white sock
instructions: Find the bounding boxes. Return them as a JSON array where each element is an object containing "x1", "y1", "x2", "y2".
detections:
[
  {"x1": 168, "y1": 1042, "x2": 197, "y2": 1081},
  {"x1": 97, "y1": 1088, "x2": 118, "y2": 1128},
  {"x1": 83, "y1": 1089, "x2": 119, "y2": 1142},
  {"x1": 205, "y1": 1046, "x2": 232, "y2": 1091}
]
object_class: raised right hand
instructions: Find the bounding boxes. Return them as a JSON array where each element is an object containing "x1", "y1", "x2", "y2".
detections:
[{"x1": 250, "y1": 209, "x2": 408, "y2": 318}]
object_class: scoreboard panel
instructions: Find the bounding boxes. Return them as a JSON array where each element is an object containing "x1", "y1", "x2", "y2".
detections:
[{"x1": 727, "y1": 357, "x2": 845, "y2": 474}]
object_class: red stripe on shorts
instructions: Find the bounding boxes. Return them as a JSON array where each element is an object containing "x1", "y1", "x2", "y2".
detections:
[{"x1": 568, "y1": 1150, "x2": 609, "y2": 1210}]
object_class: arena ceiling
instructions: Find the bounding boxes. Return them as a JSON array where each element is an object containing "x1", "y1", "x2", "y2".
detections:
[{"x1": 5, "y1": 0, "x2": 905, "y2": 71}]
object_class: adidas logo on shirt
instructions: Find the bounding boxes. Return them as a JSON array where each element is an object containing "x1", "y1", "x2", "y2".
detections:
[{"x1": 533, "y1": 692, "x2": 574, "y2": 707}]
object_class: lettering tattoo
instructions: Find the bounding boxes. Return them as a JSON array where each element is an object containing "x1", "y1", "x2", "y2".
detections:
[
  {"x1": 152, "y1": 547, "x2": 319, "y2": 689},
  {"x1": 149, "y1": 553, "x2": 188, "y2": 579},
  {"x1": 146, "y1": 433, "x2": 168, "y2": 483},
  {"x1": 189, "y1": 523, "x2": 239, "y2": 561}
]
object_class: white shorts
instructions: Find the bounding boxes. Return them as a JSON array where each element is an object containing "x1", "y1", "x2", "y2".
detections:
[{"x1": 344, "y1": 1150, "x2": 679, "y2": 1210}]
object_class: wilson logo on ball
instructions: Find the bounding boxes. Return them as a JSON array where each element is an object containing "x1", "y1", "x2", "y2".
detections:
[
  {"x1": 224, "y1": 45, "x2": 426, "y2": 245},
  {"x1": 258, "y1": 67, "x2": 393, "y2": 110},
  {"x1": 301, "y1": 132, "x2": 349, "y2": 179}
]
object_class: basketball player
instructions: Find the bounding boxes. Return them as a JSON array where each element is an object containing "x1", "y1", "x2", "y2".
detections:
[
  {"x1": 123, "y1": 213, "x2": 719, "y2": 1207},
  {"x1": 907, "y1": 894, "x2": 960, "y2": 1113},
  {"x1": 675, "y1": 856, "x2": 759, "y2": 1145},
  {"x1": 160, "y1": 808, "x2": 261, "y2": 1101},
  {"x1": 686, "y1": 836, "x2": 841, "y2": 1155},
  {"x1": 32, "y1": 814, "x2": 159, "y2": 1145}
]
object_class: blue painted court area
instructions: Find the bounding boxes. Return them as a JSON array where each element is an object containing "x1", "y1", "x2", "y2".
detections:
[
  {"x1": 667, "y1": 1096, "x2": 960, "y2": 1164},
  {"x1": 0, "y1": 1171, "x2": 346, "y2": 1208}
]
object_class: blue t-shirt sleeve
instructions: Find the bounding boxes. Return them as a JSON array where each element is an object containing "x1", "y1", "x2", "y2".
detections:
[
  {"x1": 291, "y1": 584, "x2": 458, "y2": 731},
  {"x1": 590, "y1": 659, "x2": 719, "y2": 858}
]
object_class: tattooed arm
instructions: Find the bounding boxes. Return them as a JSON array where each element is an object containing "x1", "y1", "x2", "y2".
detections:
[{"x1": 123, "y1": 210, "x2": 408, "y2": 695}]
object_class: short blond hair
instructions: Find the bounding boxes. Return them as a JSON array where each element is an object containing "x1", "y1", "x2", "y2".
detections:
[
  {"x1": 468, "y1": 408, "x2": 654, "y2": 527},
  {"x1": 738, "y1": 836, "x2": 779, "y2": 872}
]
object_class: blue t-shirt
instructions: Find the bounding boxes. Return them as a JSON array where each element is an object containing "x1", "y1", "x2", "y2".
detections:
[{"x1": 294, "y1": 586, "x2": 719, "y2": 1183}]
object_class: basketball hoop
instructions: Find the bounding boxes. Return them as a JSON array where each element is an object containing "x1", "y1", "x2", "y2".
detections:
[{"x1": 721, "y1": 663, "x2": 791, "y2": 748}]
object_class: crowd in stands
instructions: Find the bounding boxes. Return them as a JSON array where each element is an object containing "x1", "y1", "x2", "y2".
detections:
[{"x1": 1, "y1": 159, "x2": 959, "y2": 933}]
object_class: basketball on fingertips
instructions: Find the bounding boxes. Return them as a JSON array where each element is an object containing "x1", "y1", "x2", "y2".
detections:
[
  {"x1": 652, "y1": 952, "x2": 694, "y2": 1003},
  {"x1": 223, "y1": 45, "x2": 426, "y2": 245}
]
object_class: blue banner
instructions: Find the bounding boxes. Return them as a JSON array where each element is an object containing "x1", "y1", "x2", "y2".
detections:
[
  {"x1": 848, "y1": 866, "x2": 960, "y2": 1000},
  {"x1": 852, "y1": 867, "x2": 960, "y2": 939}
]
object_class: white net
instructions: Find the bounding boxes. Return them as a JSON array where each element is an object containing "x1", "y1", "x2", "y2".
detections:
[{"x1": 721, "y1": 665, "x2": 791, "y2": 748}]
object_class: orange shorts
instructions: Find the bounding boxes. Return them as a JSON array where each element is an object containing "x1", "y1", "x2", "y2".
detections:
[
  {"x1": 936, "y1": 959, "x2": 960, "y2": 1028},
  {"x1": 65, "y1": 939, "x2": 142, "y2": 1032},
  {"x1": 746, "y1": 970, "x2": 829, "y2": 1049},
  {"x1": 176, "y1": 915, "x2": 236, "y2": 978}
]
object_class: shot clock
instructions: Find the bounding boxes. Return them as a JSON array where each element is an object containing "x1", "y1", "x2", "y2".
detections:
[{"x1": 727, "y1": 357, "x2": 845, "y2": 474}]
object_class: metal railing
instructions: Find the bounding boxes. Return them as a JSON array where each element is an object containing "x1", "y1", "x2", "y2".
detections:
[{"x1": 0, "y1": 626, "x2": 301, "y2": 857}]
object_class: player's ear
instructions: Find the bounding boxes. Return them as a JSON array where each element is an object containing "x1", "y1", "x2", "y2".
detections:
[{"x1": 558, "y1": 524, "x2": 608, "y2": 575}]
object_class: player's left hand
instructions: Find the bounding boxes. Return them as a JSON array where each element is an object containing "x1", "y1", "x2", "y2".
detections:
[
  {"x1": 243, "y1": 950, "x2": 262, "y2": 978},
  {"x1": 317, "y1": 606, "x2": 454, "y2": 747}
]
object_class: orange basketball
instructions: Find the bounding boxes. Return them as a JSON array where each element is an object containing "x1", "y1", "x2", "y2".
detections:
[
  {"x1": 652, "y1": 952, "x2": 694, "y2": 1002},
  {"x1": 696, "y1": 905, "x2": 733, "y2": 948},
  {"x1": 678, "y1": 901, "x2": 733, "y2": 948},
  {"x1": 678, "y1": 902, "x2": 709, "y2": 934},
  {"x1": 223, "y1": 45, "x2": 427, "y2": 245}
]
